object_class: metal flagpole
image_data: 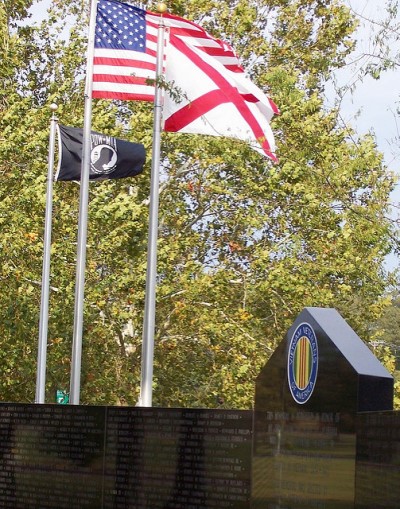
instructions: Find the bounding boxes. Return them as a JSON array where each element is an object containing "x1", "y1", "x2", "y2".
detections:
[
  {"x1": 69, "y1": 0, "x2": 98, "y2": 405},
  {"x1": 35, "y1": 103, "x2": 58, "y2": 404},
  {"x1": 138, "y1": 3, "x2": 167, "y2": 407}
]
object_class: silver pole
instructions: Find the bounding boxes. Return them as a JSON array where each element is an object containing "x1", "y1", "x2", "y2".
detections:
[
  {"x1": 69, "y1": 0, "x2": 98, "y2": 405},
  {"x1": 138, "y1": 9, "x2": 167, "y2": 407},
  {"x1": 35, "y1": 104, "x2": 58, "y2": 404}
]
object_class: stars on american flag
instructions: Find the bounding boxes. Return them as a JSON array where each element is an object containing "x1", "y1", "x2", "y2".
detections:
[{"x1": 95, "y1": 0, "x2": 146, "y2": 51}]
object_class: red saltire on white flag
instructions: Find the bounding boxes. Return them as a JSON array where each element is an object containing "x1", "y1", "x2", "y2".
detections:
[
  {"x1": 163, "y1": 28, "x2": 278, "y2": 160},
  {"x1": 92, "y1": 0, "x2": 279, "y2": 160}
]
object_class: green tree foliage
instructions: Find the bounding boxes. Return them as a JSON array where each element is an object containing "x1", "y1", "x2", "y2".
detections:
[
  {"x1": 0, "y1": 0, "x2": 397, "y2": 407},
  {"x1": 371, "y1": 290, "x2": 400, "y2": 408}
]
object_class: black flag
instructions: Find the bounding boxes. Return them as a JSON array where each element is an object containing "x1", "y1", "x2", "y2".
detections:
[{"x1": 55, "y1": 125, "x2": 146, "y2": 181}]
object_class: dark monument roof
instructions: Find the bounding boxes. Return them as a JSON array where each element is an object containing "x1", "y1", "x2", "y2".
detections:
[{"x1": 302, "y1": 307, "x2": 393, "y2": 379}]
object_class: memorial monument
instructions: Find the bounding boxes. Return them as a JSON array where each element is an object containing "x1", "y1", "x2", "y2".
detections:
[
  {"x1": 0, "y1": 307, "x2": 399, "y2": 508},
  {"x1": 252, "y1": 307, "x2": 394, "y2": 509}
]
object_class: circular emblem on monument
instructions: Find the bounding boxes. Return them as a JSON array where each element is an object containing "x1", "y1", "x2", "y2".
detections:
[
  {"x1": 287, "y1": 322, "x2": 318, "y2": 404},
  {"x1": 91, "y1": 144, "x2": 118, "y2": 175}
]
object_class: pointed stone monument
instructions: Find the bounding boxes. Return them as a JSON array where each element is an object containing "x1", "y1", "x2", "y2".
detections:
[{"x1": 252, "y1": 307, "x2": 393, "y2": 509}]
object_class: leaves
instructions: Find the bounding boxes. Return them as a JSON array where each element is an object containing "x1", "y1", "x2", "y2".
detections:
[{"x1": 0, "y1": 0, "x2": 397, "y2": 408}]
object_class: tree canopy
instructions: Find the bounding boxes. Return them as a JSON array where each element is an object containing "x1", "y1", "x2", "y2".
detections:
[{"x1": 0, "y1": 0, "x2": 398, "y2": 408}]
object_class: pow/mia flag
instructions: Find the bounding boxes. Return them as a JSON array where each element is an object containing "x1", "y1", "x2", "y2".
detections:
[{"x1": 55, "y1": 125, "x2": 146, "y2": 181}]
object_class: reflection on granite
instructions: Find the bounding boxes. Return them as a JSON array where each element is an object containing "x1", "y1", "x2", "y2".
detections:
[
  {"x1": 0, "y1": 404, "x2": 252, "y2": 509},
  {"x1": 252, "y1": 307, "x2": 393, "y2": 509}
]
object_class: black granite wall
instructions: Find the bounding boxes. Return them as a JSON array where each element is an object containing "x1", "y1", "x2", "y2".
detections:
[
  {"x1": 1, "y1": 308, "x2": 398, "y2": 509},
  {"x1": 0, "y1": 404, "x2": 252, "y2": 509}
]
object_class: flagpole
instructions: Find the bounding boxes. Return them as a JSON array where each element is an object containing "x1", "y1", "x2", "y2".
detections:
[
  {"x1": 35, "y1": 103, "x2": 58, "y2": 404},
  {"x1": 138, "y1": 3, "x2": 167, "y2": 407},
  {"x1": 69, "y1": 0, "x2": 98, "y2": 405}
]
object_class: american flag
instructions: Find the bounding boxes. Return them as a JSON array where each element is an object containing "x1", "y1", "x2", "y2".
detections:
[
  {"x1": 93, "y1": 0, "x2": 158, "y2": 100},
  {"x1": 92, "y1": 0, "x2": 278, "y2": 160}
]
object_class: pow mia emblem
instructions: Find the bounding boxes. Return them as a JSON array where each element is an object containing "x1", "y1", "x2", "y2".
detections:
[{"x1": 90, "y1": 133, "x2": 118, "y2": 175}]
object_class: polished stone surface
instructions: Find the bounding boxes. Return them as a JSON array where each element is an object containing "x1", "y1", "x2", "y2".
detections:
[
  {"x1": 0, "y1": 404, "x2": 104, "y2": 508},
  {"x1": 355, "y1": 411, "x2": 400, "y2": 509},
  {"x1": 0, "y1": 308, "x2": 397, "y2": 509},
  {"x1": 252, "y1": 307, "x2": 394, "y2": 509},
  {"x1": 103, "y1": 407, "x2": 252, "y2": 509},
  {"x1": 0, "y1": 405, "x2": 252, "y2": 509}
]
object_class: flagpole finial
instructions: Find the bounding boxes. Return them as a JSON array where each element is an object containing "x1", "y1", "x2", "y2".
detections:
[
  {"x1": 156, "y1": 2, "x2": 167, "y2": 14},
  {"x1": 49, "y1": 103, "x2": 58, "y2": 112}
]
